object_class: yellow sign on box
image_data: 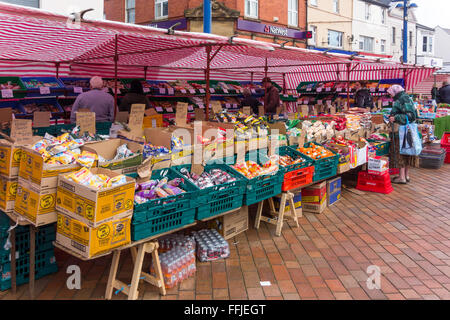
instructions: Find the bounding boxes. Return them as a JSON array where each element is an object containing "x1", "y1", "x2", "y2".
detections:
[
  {"x1": 0, "y1": 142, "x2": 22, "y2": 178},
  {"x1": 0, "y1": 176, "x2": 17, "y2": 212},
  {"x1": 14, "y1": 178, "x2": 57, "y2": 226},
  {"x1": 56, "y1": 168, "x2": 135, "y2": 228},
  {"x1": 56, "y1": 212, "x2": 131, "y2": 259}
]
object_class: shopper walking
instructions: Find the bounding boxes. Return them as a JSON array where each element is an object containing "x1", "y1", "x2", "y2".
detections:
[
  {"x1": 437, "y1": 79, "x2": 450, "y2": 104},
  {"x1": 240, "y1": 88, "x2": 262, "y2": 115},
  {"x1": 354, "y1": 81, "x2": 374, "y2": 111},
  {"x1": 431, "y1": 84, "x2": 439, "y2": 102},
  {"x1": 119, "y1": 79, "x2": 152, "y2": 112},
  {"x1": 262, "y1": 77, "x2": 280, "y2": 116},
  {"x1": 387, "y1": 84, "x2": 418, "y2": 184},
  {"x1": 70, "y1": 76, "x2": 115, "y2": 123}
]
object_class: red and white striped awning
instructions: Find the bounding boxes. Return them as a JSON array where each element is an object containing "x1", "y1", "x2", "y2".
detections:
[{"x1": 0, "y1": 2, "x2": 436, "y2": 90}]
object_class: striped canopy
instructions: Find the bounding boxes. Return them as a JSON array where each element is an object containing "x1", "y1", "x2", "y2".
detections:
[{"x1": 0, "y1": 2, "x2": 435, "y2": 91}]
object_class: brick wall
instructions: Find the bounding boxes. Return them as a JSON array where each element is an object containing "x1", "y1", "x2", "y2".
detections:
[{"x1": 104, "y1": 0, "x2": 125, "y2": 22}]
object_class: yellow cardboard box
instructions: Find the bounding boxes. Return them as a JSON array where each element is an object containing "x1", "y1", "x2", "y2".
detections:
[
  {"x1": 0, "y1": 138, "x2": 41, "y2": 178},
  {"x1": 56, "y1": 168, "x2": 135, "y2": 228},
  {"x1": 0, "y1": 175, "x2": 18, "y2": 212},
  {"x1": 207, "y1": 206, "x2": 248, "y2": 240},
  {"x1": 19, "y1": 146, "x2": 81, "y2": 190},
  {"x1": 56, "y1": 212, "x2": 131, "y2": 259},
  {"x1": 14, "y1": 177, "x2": 57, "y2": 226}
]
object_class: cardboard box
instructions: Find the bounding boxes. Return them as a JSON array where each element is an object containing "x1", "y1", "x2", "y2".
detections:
[
  {"x1": 273, "y1": 193, "x2": 302, "y2": 213},
  {"x1": 0, "y1": 175, "x2": 17, "y2": 213},
  {"x1": 56, "y1": 212, "x2": 131, "y2": 259},
  {"x1": 337, "y1": 162, "x2": 350, "y2": 174},
  {"x1": 82, "y1": 139, "x2": 144, "y2": 175},
  {"x1": 14, "y1": 177, "x2": 57, "y2": 226},
  {"x1": 302, "y1": 181, "x2": 327, "y2": 204},
  {"x1": 368, "y1": 156, "x2": 389, "y2": 175},
  {"x1": 0, "y1": 137, "x2": 41, "y2": 178},
  {"x1": 327, "y1": 177, "x2": 341, "y2": 195},
  {"x1": 302, "y1": 200, "x2": 327, "y2": 214},
  {"x1": 19, "y1": 146, "x2": 81, "y2": 190},
  {"x1": 56, "y1": 168, "x2": 135, "y2": 228},
  {"x1": 208, "y1": 206, "x2": 248, "y2": 240},
  {"x1": 327, "y1": 190, "x2": 341, "y2": 206}
]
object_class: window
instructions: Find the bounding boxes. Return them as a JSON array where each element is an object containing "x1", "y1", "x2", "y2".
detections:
[
  {"x1": 359, "y1": 36, "x2": 374, "y2": 52},
  {"x1": 288, "y1": 0, "x2": 298, "y2": 27},
  {"x1": 333, "y1": 0, "x2": 339, "y2": 13},
  {"x1": 423, "y1": 36, "x2": 428, "y2": 52},
  {"x1": 1, "y1": 0, "x2": 39, "y2": 8},
  {"x1": 245, "y1": 0, "x2": 259, "y2": 19},
  {"x1": 310, "y1": 25, "x2": 317, "y2": 46},
  {"x1": 365, "y1": 3, "x2": 371, "y2": 21},
  {"x1": 155, "y1": 0, "x2": 168, "y2": 20},
  {"x1": 310, "y1": 0, "x2": 318, "y2": 6},
  {"x1": 381, "y1": 39, "x2": 386, "y2": 53},
  {"x1": 409, "y1": 31, "x2": 413, "y2": 47},
  {"x1": 429, "y1": 36, "x2": 433, "y2": 53},
  {"x1": 328, "y1": 30, "x2": 343, "y2": 48},
  {"x1": 392, "y1": 27, "x2": 396, "y2": 44},
  {"x1": 381, "y1": 9, "x2": 386, "y2": 24},
  {"x1": 126, "y1": 0, "x2": 135, "y2": 24}
]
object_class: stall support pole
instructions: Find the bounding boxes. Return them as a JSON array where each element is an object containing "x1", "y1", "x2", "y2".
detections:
[
  {"x1": 29, "y1": 225, "x2": 36, "y2": 300},
  {"x1": 251, "y1": 72, "x2": 254, "y2": 85},
  {"x1": 346, "y1": 63, "x2": 351, "y2": 109},
  {"x1": 55, "y1": 62, "x2": 60, "y2": 79},
  {"x1": 264, "y1": 58, "x2": 268, "y2": 108},
  {"x1": 282, "y1": 73, "x2": 286, "y2": 95},
  {"x1": 144, "y1": 66, "x2": 148, "y2": 80},
  {"x1": 114, "y1": 35, "x2": 119, "y2": 120},
  {"x1": 205, "y1": 46, "x2": 212, "y2": 121},
  {"x1": 10, "y1": 222, "x2": 16, "y2": 296}
]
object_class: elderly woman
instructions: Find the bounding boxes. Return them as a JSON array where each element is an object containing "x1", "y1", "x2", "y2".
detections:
[
  {"x1": 387, "y1": 84, "x2": 418, "y2": 184},
  {"x1": 240, "y1": 88, "x2": 262, "y2": 115},
  {"x1": 70, "y1": 76, "x2": 115, "y2": 123}
]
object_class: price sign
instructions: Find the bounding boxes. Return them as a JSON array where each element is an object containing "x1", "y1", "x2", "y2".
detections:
[
  {"x1": 223, "y1": 89, "x2": 229, "y2": 94},
  {"x1": 10, "y1": 119, "x2": 33, "y2": 144},
  {"x1": 128, "y1": 104, "x2": 145, "y2": 130},
  {"x1": 155, "y1": 106, "x2": 164, "y2": 112},
  {"x1": 114, "y1": 88, "x2": 121, "y2": 95},
  {"x1": 326, "y1": 87, "x2": 331, "y2": 92},
  {"x1": 73, "y1": 87, "x2": 83, "y2": 94},
  {"x1": 199, "y1": 89, "x2": 205, "y2": 94},
  {"x1": 166, "y1": 107, "x2": 174, "y2": 113},
  {"x1": 159, "y1": 88, "x2": 166, "y2": 95},
  {"x1": 180, "y1": 89, "x2": 187, "y2": 94},
  {"x1": 225, "y1": 103, "x2": 231, "y2": 109},
  {"x1": 306, "y1": 88, "x2": 312, "y2": 92},
  {"x1": 168, "y1": 88, "x2": 175, "y2": 95},
  {"x1": 189, "y1": 89, "x2": 196, "y2": 94},
  {"x1": 210, "y1": 88, "x2": 215, "y2": 93},
  {"x1": 251, "y1": 89, "x2": 256, "y2": 94},
  {"x1": 143, "y1": 87, "x2": 150, "y2": 93},
  {"x1": 283, "y1": 94, "x2": 288, "y2": 98},
  {"x1": 1, "y1": 89, "x2": 13, "y2": 98},
  {"x1": 188, "y1": 105, "x2": 194, "y2": 111},
  {"x1": 336, "y1": 88, "x2": 342, "y2": 92},
  {"x1": 199, "y1": 104, "x2": 205, "y2": 109},
  {"x1": 370, "y1": 88, "x2": 376, "y2": 92},
  {"x1": 316, "y1": 88, "x2": 322, "y2": 92},
  {"x1": 233, "y1": 103, "x2": 238, "y2": 109},
  {"x1": 382, "y1": 101, "x2": 389, "y2": 106},
  {"x1": 317, "y1": 100, "x2": 323, "y2": 105},
  {"x1": 39, "y1": 87, "x2": 50, "y2": 95},
  {"x1": 379, "y1": 87, "x2": 385, "y2": 92},
  {"x1": 76, "y1": 111, "x2": 96, "y2": 135}
]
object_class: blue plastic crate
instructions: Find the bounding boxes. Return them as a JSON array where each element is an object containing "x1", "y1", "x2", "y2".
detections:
[
  {"x1": 20, "y1": 77, "x2": 64, "y2": 97},
  {"x1": 0, "y1": 249, "x2": 58, "y2": 291},
  {"x1": 20, "y1": 97, "x2": 64, "y2": 115},
  {"x1": 131, "y1": 208, "x2": 196, "y2": 241},
  {"x1": 59, "y1": 77, "x2": 91, "y2": 96}
]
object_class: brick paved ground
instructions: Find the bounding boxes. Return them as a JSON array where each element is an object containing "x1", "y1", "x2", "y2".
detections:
[{"x1": 1, "y1": 166, "x2": 449, "y2": 300}]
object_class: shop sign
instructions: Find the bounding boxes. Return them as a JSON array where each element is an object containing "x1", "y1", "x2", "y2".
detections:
[{"x1": 237, "y1": 19, "x2": 311, "y2": 40}]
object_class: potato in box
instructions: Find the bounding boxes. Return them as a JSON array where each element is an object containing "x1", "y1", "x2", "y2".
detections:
[
  {"x1": 56, "y1": 212, "x2": 131, "y2": 259},
  {"x1": 56, "y1": 168, "x2": 135, "y2": 228}
]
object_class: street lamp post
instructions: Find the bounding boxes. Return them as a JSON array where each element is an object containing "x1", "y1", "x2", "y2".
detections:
[{"x1": 392, "y1": 0, "x2": 418, "y2": 63}]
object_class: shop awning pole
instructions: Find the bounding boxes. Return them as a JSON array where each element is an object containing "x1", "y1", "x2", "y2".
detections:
[
  {"x1": 264, "y1": 58, "x2": 268, "y2": 109},
  {"x1": 205, "y1": 46, "x2": 212, "y2": 121},
  {"x1": 55, "y1": 62, "x2": 60, "y2": 78},
  {"x1": 282, "y1": 73, "x2": 286, "y2": 94},
  {"x1": 114, "y1": 34, "x2": 119, "y2": 120},
  {"x1": 144, "y1": 66, "x2": 148, "y2": 80},
  {"x1": 346, "y1": 63, "x2": 351, "y2": 109}
]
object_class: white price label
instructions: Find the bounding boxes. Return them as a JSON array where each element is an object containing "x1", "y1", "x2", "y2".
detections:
[
  {"x1": 326, "y1": 87, "x2": 331, "y2": 92},
  {"x1": 1, "y1": 89, "x2": 13, "y2": 98},
  {"x1": 382, "y1": 101, "x2": 389, "y2": 106},
  {"x1": 306, "y1": 88, "x2": 312, "y2": 92},
  {"x1": 168, "y1": 88, "x2": 175, "y2": 95},
  {"x1": 379, "y1": 87, "x2": 385, "y2": 92},
  {"x1": 210, "y1": 88, "x2": 215, "y2": 93},
  {"x1": 143, "y1": 87, "x2": 150, "y2": 93},
  {"x1": 370, "y1": 88, "x2": 376, "y2": 92},
  {"x1": 316, "y1": 88, "x2": 322, "y2": 92},
  {"x1": 223, "y1": 89, "x2": 229, "y2": 94},
  {"x1": 189, "y1": 89, "x2": 196, "y2": 94},
  {"x1": 199, "y1": 104, "x2": 205, "y2": 109},
  {"x1": 317, "y1": 100, "x2": 323, "y2": 104},
  {"x1": 73, "y1": 87, "x2": 83, "y2": 94},
  {"x1": 233, "y1": 104, "x2": 238, "y2": 109},
  {"x1": 180, "y1": 89, "x2": 187, "y2": 94},
  {"x1": 336, "y1": 88, "x2": 342, "y2": 92},
  {"x1": 188, "y1": 105, "x2": 194, "y2": 111},
  {"x1": 166, "y1": 107, "x2": 173, "y2": 113},
  {"x1": 114, "y1": 88, "x2": 121, "y2": 95},
  {"x1": 225, "y1": 103, "x2": 230, "y2": 109},
  {"x1": 152, "y1": 119, "x2": 157, "y2": 128},
  {"x1": 283, "y1": 94, "x2": 288, "y2": 98},
  {"x1": 39, "y1": 87, "x2": 50, "y2": 95},
  {"x1": 159, "y1": 88, "x2": 166, "y2": 95},
  {"x1": 199, "y1": 89, "x2": 205, "y2": 94},
  {"x1": 155, "y1": 107, "x2": 164, "y2": 112},
  {"x1": 251, "y1": 89, "x2": 256, "y2": 94}
]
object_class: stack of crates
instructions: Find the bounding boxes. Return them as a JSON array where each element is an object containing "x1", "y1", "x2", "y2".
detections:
[
  {"x1": 0, "y1": 140, "x2": 20, "y2": 215},
  {"x1": 441, "y1": 133, "x2": 450, "y2": 164},
  {"x1": 0, "y1": 212, "x2": 58, "y2": 291}
]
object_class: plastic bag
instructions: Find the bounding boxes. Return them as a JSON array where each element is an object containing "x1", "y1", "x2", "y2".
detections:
[{"x1": 399, "y1": 117, "x2": 422, "y2": 156}]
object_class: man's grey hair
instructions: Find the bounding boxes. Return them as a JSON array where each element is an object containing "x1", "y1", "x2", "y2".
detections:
[{"x1": 90, "y1": 76, "x2": 104, "y2": 89}]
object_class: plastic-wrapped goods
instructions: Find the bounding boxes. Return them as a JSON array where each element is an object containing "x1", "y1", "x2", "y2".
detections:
[
  {"x1": 143, "y1": 144, "x2": 171, "y2": 159},
  {"x1": 192, "y1": 229, "x2": 230, "y2": 262},
  {"x1": 66, "y1": 168, "x2": 127, "y2": 189},
  {"x1": 134, "y1": 177, "x2": 185, "y2": 204},
  {"x1": 151, "y1": 246, "x2": 196, "y2": 289},
  {"x1": 158, "y1": 234, "x2": 196, "y2": 253},
  {"x1": 297, "y1": 143, "x2": 335, "y2": 160},
  {"x1": 179, "y1": 168, "x2": 236, "y2": 190},
  {"x1": 232, "y1": 160, "x2": 278, "y2": 179},
  {"x1": 268, "y1": 154, "x2": 305, "y2": 167}
]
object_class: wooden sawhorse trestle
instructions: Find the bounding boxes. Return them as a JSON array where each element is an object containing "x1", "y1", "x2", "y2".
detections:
[
  {"x1": 254, "y1": 191, "x2": 301, "y2": 236},
  {"x1": 105, "y1": 240, "x2": 166, "y2": 300}
]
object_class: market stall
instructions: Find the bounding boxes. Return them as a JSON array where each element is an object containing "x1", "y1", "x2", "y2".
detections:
[{"x1": 0, "y1": 2, "x2": 443, "y2": 300}]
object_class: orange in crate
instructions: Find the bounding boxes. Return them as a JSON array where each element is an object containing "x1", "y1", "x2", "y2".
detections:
[{"x1": 282, "y1": 166, "x2": 314, "y2": 191}]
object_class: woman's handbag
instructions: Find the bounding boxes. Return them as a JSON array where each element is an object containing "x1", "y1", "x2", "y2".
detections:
[{"x1": 399, "y1": 116, "x2": 422, "y2": 156}]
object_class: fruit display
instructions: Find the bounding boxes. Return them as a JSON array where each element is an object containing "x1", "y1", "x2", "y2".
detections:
[
  {"x1": 103, "y1": 79, "x2": 125, "y2": 91},
  {"x1": 179, "y1": 168, "x2": 237, "y2": 190},
  {"x1": 268, "y1": 154, "x2": 306, "y2": 167},
  {"x1": 21, "y1": 78, "x2": 61, "y2": 88},
  {"x1": 297, "y1": 143, "x2": 335, "y2": 160},
  {"x1": 0, "y1": 81, "x2": 22, "y2": 90},
  {"x1": 232, "y1": 160, "x2": 278, "y2": 179},
  {"x1": 315, "y1": 82, "x2": 334, "y2": 91},
  {"x1": 22, "y1": 102, "x2": 60, "y2": 113},
  {"x1": 378, "y1": 83, "x2": 391, "y2": 91},
  {"x1": 335, "y1": 82, "x2": 347, "y2": 91},
  {"x1": 61, "y1": 79, "x2": 90, "y2": 89},
  {"x1": 302, "y1": 120, "x2": 335, "y2": 142},
  {"x1": 299, "y1": 82, "x2": 316, "y2": 91}
]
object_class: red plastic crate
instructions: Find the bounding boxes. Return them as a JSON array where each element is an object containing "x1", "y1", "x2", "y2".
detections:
[
  {"x1": 441, "y1": 132, "x2": 450, "y2": 146},
  {"x1": 444, "y1": 147, "x2": 450, "y2": 164},
  {"x1": 356, "y1": 171, "x2": 393, "y2": 194},
  {"x1": 282, "y1": 166, "x2": 314, "y2": 191}
]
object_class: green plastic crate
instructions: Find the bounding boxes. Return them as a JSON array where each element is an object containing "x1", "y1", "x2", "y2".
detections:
[
  {"x1": 0, "y1": 77, "x2": 26, "y2": 99},
  {"x1": 172, "y1": 163, "x2": 246, "y2": 220},
  {"x1": 289, "y1": 142, "x2": 339, "y2": 182},
  {"x1": 368, "y1": 139, "x2": 390, "y2": 156},
  {"x1": 269, "y1": 146, "x2": 314, "y2": 172},
  {"x1": 131, "y1": 208, "x2": 196, "y2": 241},
  {"x1": 0, "y1": 249, "x2": 58, "y2": 291},
  {"x1": 223, "y1": 152, "x2": 284, "y2": 206},
  {"x1": 132, "y1": 168, "x2": 198, "y2": 224}
]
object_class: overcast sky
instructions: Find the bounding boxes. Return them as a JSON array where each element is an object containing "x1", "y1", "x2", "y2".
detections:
[{"x1": 413, "y1": 0, "x2": 450, "y2": 28}]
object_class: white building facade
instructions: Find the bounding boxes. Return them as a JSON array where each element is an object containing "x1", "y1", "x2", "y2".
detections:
[
  {"x1": 1, "y1": 0, "x2": 104, "y2": 20},
  {"x1": 434, "y1": 26, "x2": 450, "y2": 73},
  {"x1": 352, "y1": 0, "x2": 391, "y2": 57},
  {"x1": 415, "y1": 24, "x2": 443, "y2": 69},
  {"x1": 387, "y1": 4, "x2": 417, "y2": 64}
]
